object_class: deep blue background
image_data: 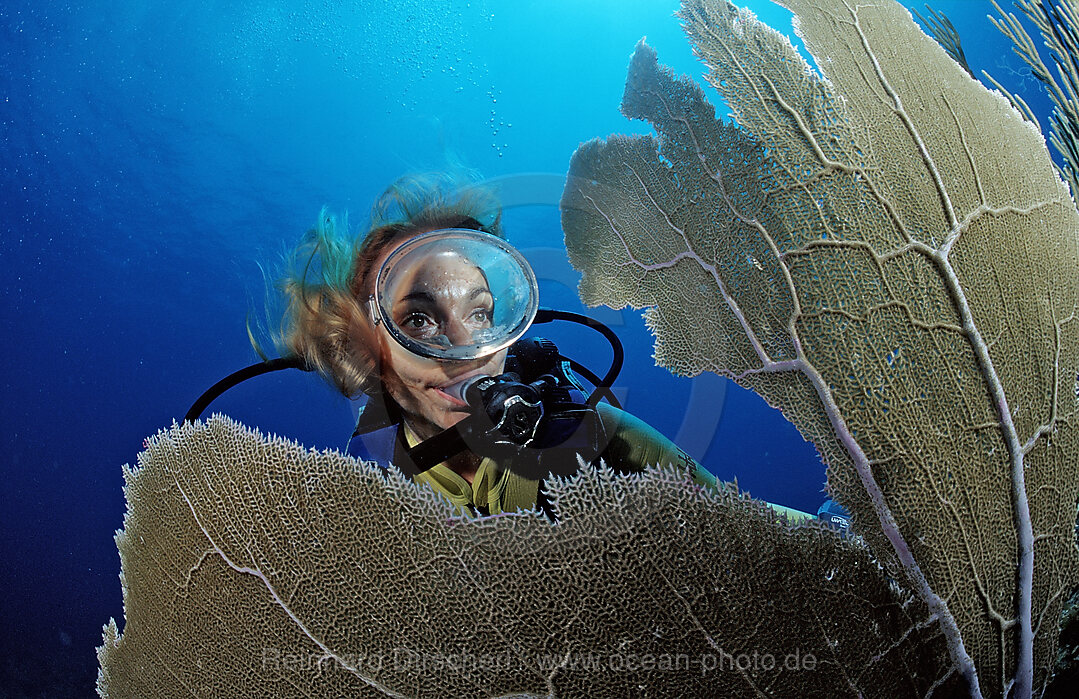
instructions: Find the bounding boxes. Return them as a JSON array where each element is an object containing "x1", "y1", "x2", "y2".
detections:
[{"x1": 0, "y1": 1, "x2": 1053, "y2": 694}]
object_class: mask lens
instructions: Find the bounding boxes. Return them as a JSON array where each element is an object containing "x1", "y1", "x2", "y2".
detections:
[{"x1": 374, "y1": 229, "x2": 539, "y2": 360}]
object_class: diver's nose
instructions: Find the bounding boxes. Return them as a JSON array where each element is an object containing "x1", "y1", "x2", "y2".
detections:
[{"x1": 443, "y1": 316, "x2": 474, "y2": 346}]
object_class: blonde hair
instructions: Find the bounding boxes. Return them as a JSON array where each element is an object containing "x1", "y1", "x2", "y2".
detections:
[{"x1": 269, "y1": 172, "x2": 504, "y2": 398}]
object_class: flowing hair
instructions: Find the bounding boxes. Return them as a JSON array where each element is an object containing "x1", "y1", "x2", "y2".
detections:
[{"x1": 265, "y1": 172, "x2": 504, "y2": 398}]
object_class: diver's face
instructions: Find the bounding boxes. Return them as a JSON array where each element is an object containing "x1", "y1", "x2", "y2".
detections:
[
  {"x1": 373, "y1": 247, "x2": 507, "y2": 437},
  {"x1": 391, "y1": 251, "x2": 495, "y2": 347}
]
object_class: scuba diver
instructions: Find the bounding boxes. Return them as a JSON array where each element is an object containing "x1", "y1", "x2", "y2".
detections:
[
  {"x1": 351, "y1": 223, "x2": 732, "y2": 518},
  {"x1": 189, "y1": 173, "x2": 821, "y2": 524}
]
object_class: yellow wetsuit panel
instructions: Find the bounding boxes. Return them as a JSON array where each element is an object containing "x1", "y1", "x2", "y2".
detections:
[
  {"x1": 404, "y1": 405, "x2": 813, "y2": 522},
  {"x1": 404, "y1": 426, "x2": 540, "y2": 516}
]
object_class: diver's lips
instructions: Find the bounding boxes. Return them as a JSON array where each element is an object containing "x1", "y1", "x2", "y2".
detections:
[{"x1": 434, "y1": 388, "x2": 469, "y2": 408}]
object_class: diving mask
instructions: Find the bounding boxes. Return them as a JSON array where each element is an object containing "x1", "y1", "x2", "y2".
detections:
[{"x1": 371, "y1": 228, "x2": 539, "y2": 361}]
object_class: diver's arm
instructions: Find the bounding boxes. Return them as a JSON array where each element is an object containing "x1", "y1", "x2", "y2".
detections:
[
  {"x1": 594, "y1": 403, "x2": 814, "y2": 524},
  {"x1": 595, "y1": 402, "x2": 714, "y2": 486}
]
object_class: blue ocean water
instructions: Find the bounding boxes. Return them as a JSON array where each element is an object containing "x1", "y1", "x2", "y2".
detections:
[{"x1": 0, "y1": 1, "x2": 1054, "y2": 694}]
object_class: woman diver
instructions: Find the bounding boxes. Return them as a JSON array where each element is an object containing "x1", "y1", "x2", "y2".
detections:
[{"x1": 267, "y1": 173, "x2": 775, "y2": 520}]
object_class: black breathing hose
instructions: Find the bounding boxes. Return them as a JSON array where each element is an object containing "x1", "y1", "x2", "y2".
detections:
[
  {"x1": 531, "y1": 308, "x2": 624, "y2": 404},
  {"x1": 183, "y1": 356, "x2": 310, "y2": 423},
  {"x1": 183, "y1": 309, "x2": 624, "y2": 422}
]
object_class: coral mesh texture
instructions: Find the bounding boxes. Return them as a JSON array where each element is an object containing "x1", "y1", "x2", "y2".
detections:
[
  {"x1": 561, "y1": 0, "x2": 1079, "y2": 695},
  {"x1": 97, "y1": 416, "x2": 949, "y2": 697}
]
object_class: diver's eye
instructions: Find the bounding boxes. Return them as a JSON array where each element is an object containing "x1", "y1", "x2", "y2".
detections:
[
  {"x1": 467, "y1": 307, "x2": 493, "y2": 326},
  {"x1": 401, "y1": 312, "x2": 437, "y2": 337}
]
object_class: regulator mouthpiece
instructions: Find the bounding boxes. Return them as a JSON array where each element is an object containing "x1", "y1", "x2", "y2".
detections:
[{"x1": 443, "y1": 374, "x2": 486, "y2": 405}]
